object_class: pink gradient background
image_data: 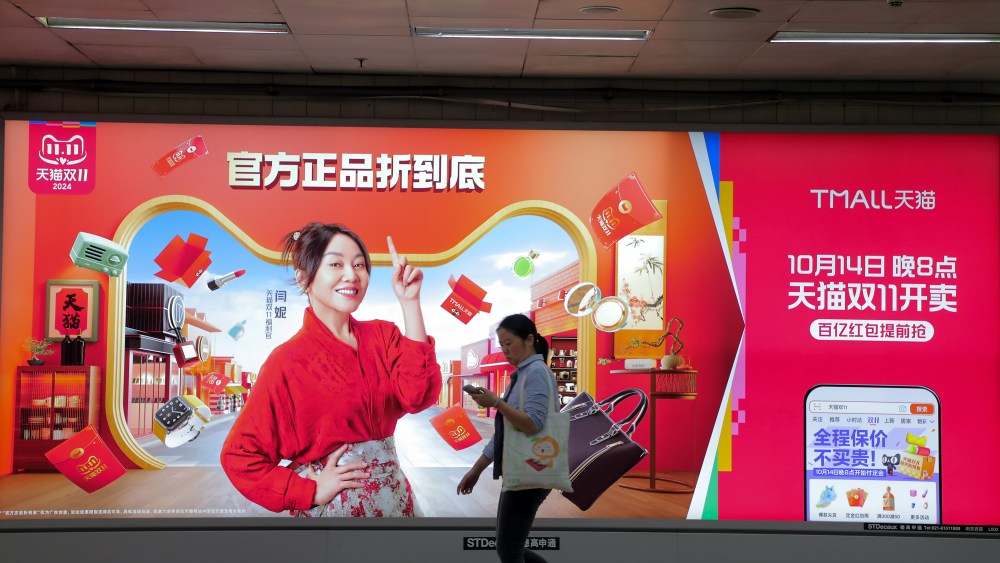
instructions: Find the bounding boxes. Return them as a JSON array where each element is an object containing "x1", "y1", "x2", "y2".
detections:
[{"x1": 722, "y1": 133, "x2": 1000, "y2": 524}]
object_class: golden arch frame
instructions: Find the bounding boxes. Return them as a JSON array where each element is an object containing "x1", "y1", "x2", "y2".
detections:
[{"x1": 106, "y1": 195, "x2": 598, "y2": 469}]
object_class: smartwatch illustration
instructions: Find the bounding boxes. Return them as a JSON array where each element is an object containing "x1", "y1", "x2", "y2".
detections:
[{"x1": 153, "y1": 395, "x2": 211, "y2": 448}]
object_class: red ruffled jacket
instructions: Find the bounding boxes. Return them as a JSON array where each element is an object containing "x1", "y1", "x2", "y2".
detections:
[{"x1": 220, "y1": 308, "x2": 442, "y2": 512}]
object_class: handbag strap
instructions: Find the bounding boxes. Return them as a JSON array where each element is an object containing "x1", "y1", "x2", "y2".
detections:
[{"x1": 572, "y1": 389, "x2": 648, "y2": 436}]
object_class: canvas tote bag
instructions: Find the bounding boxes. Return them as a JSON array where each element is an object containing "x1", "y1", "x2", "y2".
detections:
[{"x1": 501, "y1": 370, "x2": 573, "y2": 492}]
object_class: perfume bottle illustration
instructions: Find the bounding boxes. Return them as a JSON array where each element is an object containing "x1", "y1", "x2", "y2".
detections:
[
  {"x1": 228, "y1": 320, "x2": 247, "y2": 341},
  {"x1": 511, "y1": 250, "x2": 539, "y2": 279}
]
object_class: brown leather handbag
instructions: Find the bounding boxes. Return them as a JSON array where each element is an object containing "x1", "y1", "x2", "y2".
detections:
[{"x1": 559, "y1": 389, "x2": 649, "y2": 511}]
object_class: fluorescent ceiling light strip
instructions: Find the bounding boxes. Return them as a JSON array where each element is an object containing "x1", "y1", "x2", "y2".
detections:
[
  {"x1": 771, "y1": 31, "x2": 1000, "y2": 44},
  {"x1": 38, "y1": 17, "x2": 290, "y2": 34},
  {"x1": 413, "y1": 26, "x2": 650, "y2": 41}
]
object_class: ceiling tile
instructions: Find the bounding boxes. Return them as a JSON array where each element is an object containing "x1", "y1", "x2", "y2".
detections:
[
  {"x1": 790, "y1": 0, "x2": 937, "y2": 24},
  {"x1": 178, "y1": 31, "x2": 300, "y2": 50},
  {"x1": 640, "y1": 39, "x2": 764, "y2": 58},
  {"x1": 629, "y1": 55, "x2": 749, "y2": 78},
  {"x1": 14, "y1": 0, "x2": 149, "y2": 11},
  {"x1": 753, "y1": 41, "x2": 882, "y2": 61},
  {"x1": 279, "y1": 6, "x2": 409, "y2": 35},
  {"x1": 413, "y1": 51, "x2": 527, "y2": 76},
  {"x1": 299, "y1": 35, "x2": 415, "y2": 72},
  {"x1": 843, "y1": 44, "x2": 989, "y2": 77},
  {"x1": 75, "y1": 43, "x2": 203, "y2": 68},
  {"x1": 13, "y1": 0, "x2": 154, "y2": 19},
  {"x1": 651, "y1": 20, "x2": 781, "y2": 42},
  {"x1": 737, "y1": 49, "x2": 863, "y2": 79},
  {"x1": 533, "y1": 18, "x2": 660, "y2": 31},
  {"x1": 0, "y1": 1, "x2": 45, "y2": 27},
  {"x1": 523, "y1": 54, "x2": 636, "y2": 77},
  {"x1": 0, "y1": 0, "x2": 995, "y2": 83},
  {"x1": 148, "y1": 10, "x2": 286, "y2": 23},
  {"x1": 922, "y1": 1, "x2": 1000, "y2": 25},
  {"x1": 413, "y1": 35, "x2": 529, "y2": 57},
  {"x1": 408, "y1": 16, "x2": 534, "y2": 29},
  {"x1": 536, "y1": 0, "x2": 670, "y2": 21},
  {"x1": 143, "y1": 0, "x2": 281, "y2": 16},
  {"x1": 193, "y1": 47, "x2": 311, "y2": 72},
  {"x1": 406, "y1": 0, "x2": 538, "y2": 19},
  {"x1": 50, "y1": 28, "x2": 189, "y2": 47},
  {"x1": 0, "y1": 26, "x2": 94, "y2": 66},
  {"x1": 951, "y1": 56, "x2": 1000, "y2": 80},
  {"x1": 526, "y1": 38, "x2": 645, "y2": 57},
  {"x1": 664, "y1": 0, "x2": 806, "y2": 22}
]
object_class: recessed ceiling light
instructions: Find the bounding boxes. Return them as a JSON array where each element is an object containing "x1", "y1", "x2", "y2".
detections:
[
  {"x1": 580, "y1": 6, "x2": 623, "y2": 15},
  {"x1": 708, "y1": 7, "x2": 761, "y2": 20},
  {"x1": 412, "y1": 27, "x2": 651, "y2": 41},
  {"x1": 37, "y1": 17, "x2": 290, "y2": 34},
  {"x1": 770, "y1": 31, "x2": 1000, "y2": 43}
]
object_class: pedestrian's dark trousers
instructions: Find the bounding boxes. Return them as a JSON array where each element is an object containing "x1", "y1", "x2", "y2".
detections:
[{"x1": 496, "y1": 488, "x2": 552, "y2": 563}]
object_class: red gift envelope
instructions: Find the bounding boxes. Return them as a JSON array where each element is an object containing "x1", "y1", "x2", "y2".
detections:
[
  {"x1": 44, "y1": 426, "x2": 127, "y2": 493},
  {"x1": 589, "y1": 172, "x2": 663, "y2": 250},
  {"x1": 441, "y1": 275, "x2": 492, "y2": 324},
  {"x1": 151, "y1": 134, "x2": 209, "y2": 178},
  {"x1": 153, "y1": 233, "x2": 212, "y2": 288},
  {"x1": 430, "y1": 404, "x2": 482, "y2": 450},
  {"x1": 202, "y1": 372, "x2": 229, "y2": 394}
]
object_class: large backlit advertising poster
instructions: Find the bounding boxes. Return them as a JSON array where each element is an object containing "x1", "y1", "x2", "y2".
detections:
[{"x1": 0, "y1": 122, "x2": 997, "y2": 529}]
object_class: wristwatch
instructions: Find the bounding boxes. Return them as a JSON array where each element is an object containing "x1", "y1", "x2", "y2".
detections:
[{"x1": 153, "y1": 394, "x2": 211, "y2": 448}]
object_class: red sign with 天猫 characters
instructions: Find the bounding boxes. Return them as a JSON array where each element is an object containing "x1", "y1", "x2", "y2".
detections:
[{"x1": 55, "y1": 287, "x2": 90, "y2": 337}]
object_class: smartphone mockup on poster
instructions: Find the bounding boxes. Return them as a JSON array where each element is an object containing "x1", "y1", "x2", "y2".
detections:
[{"x1": 805, "y1": 385, "x2": 941, "y2": 525}]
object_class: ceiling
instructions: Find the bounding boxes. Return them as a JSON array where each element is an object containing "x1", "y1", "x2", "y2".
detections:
[{"x1": 1, "y1": 0, "x2": 999, "y2": 81}]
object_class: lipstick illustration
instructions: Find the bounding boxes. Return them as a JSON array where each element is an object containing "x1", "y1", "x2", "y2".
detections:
[{"x1": 207, "y1": 269, "x2": 246, "y2": 291}]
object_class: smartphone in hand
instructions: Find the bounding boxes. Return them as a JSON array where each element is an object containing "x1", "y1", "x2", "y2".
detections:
[{"x1": 463, "y1": 384, "x2": 483, "y2": 395}]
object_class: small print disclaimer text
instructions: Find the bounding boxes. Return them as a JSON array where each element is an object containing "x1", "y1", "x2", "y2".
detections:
[{"x1": 464, "y1": 537, "x2": 560, "y2": 550}]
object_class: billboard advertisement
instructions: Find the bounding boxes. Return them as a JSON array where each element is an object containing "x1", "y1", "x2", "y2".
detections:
[{"x1": 1, "y1": 121, "x2": 996, "y2": 530}]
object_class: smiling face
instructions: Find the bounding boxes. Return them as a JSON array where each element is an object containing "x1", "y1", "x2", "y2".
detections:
[
  {"x1": 497, "y1": 327, "x2": 535, "y2": 367},
  {"x1": 297, "y1": 233, "x2": 369, "y2": 320}
]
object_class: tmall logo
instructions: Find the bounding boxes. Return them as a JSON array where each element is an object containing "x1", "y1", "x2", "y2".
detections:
[
  {"x1": 38, "y1": 133, "x2": 88, "y2": 165},
  {"x1": 28, "y1": 121, "x2": 97, "y2": 195}
]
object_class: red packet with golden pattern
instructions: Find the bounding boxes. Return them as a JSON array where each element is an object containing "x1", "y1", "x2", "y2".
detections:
[
  {"x1": 589, "y1": 172, "x2": 663, "y2": 250},
  {"x1": 45, "y1": 425, "x2": 127, "y2": 493},
  {"x1": 430, "y1": 404, "x2": 482, "y2": 450}
]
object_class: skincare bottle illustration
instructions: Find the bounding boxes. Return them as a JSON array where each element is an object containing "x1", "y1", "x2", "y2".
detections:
[{"x1": 228, "y1": 320, "x2": 247, "y2": 341}]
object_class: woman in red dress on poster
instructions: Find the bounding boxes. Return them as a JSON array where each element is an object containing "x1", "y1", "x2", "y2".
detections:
[{"x1": 221, "y1": 222, "x2": 442, "y2": 517}]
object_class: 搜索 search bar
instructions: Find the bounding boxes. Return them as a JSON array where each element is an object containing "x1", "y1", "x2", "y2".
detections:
[{"x1": 808, "y1": 401, "x2": 934, "y2": 415}]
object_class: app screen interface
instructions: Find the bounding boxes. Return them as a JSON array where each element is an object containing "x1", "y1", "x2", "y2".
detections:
[{"x1": 805, "y1": 386, "x2": 940, "y2": 524}]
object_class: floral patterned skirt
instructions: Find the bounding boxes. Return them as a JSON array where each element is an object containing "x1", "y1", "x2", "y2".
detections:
[{"x1": 291, "y1": 437, "x2": 417, "y2": 518}]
